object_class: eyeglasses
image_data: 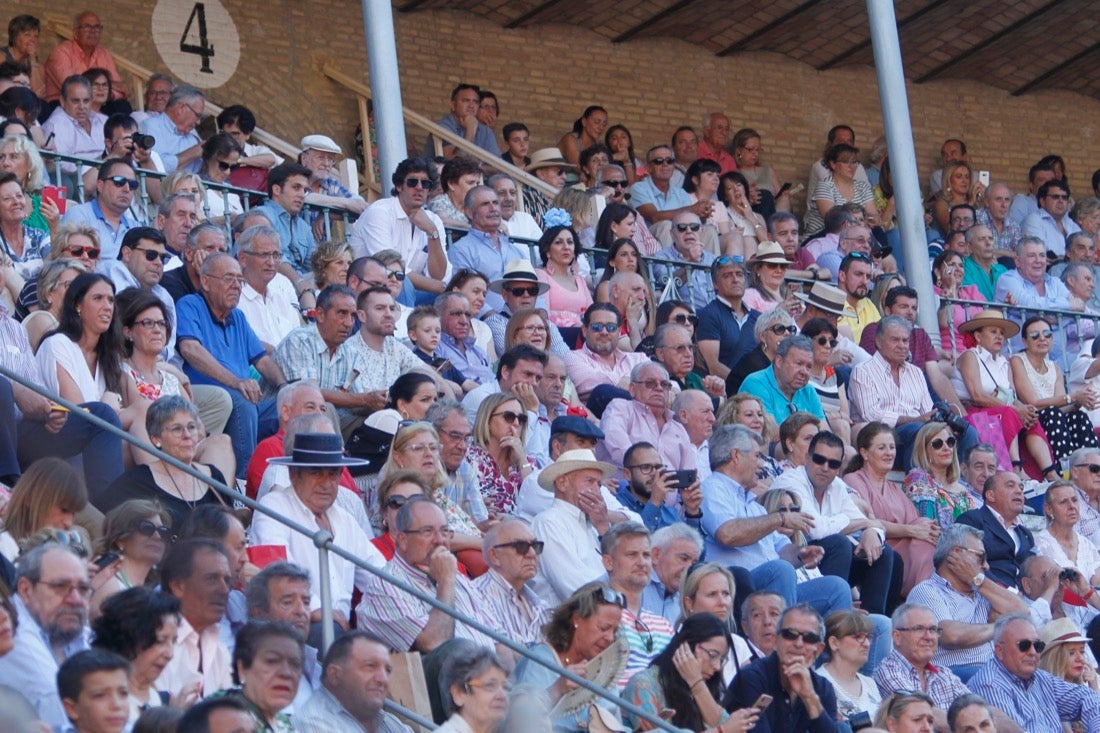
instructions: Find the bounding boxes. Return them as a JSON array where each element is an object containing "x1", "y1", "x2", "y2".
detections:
[
  {"x1": 106, "y1": 175, "x2": 139, "y2": 190},
  {"x1": 492, "y1": 540, "x2": 545, "y2": 556},
  {"x1": 520, "y1": 324, "x2": 547, "y2": 333},
  {"x1": 957, "y1": 546, "x2": 987, "y2": 564},
  {"x1": 810, "y1": 453, "x2": 843, "y2": 470},
  {"x1": 133, "y1": 318, "x2": 168, "y2": 330},
  {"x1": 506, "y1": 285, "x2": 540, "y2": 297},
  {"x1": 777, "y1": 506, "x2": 801, "y2": 513},
  {"x1": 872, "y1": 248, "x2": 893, "y2": 259},
  {"x1": 440, "y1": 429, "x2": 473, "y2": 445},
  {"x1": 242, "y1": 250, "x2": 282, "y2": 261},
  {"x1": 634, "y1": 379, "x2": 672, "y2": 391},
  {"x1": 587, "y1": 322, "x2": 619, "y2": 333},
  {"x1": 1016, "y1": 639, "x2": 1047, "y2": 653},
  {"x1": 815, "y1": 336, "x2": 838, "y2": 348},
  {"x1": 762, "y1": 262, "x2": 789, "y2": 270},
  {"x1": 695, "y1": 645, "x2": 723, "y2": 663},
  {"x1": 132, "y1": 247, "x2": 171, "y2": 264},
  {"x1": 844, "y1": 251, "x2": 873, "y2": 262},
  {"x1": 768, "y1": 325, "x2": 798, "y2": 336},
  {"x1": 492, "y1": 410, "x2": 528, "y2": 426},
  {"x1": 675, "y1": 223, "x2": 702, "y2": 232},
  {"x1": 404, "y1": 177, "x2": 433, "y2": 189},
  {"x1": 779, "y1": 628, "x2": 822, "y2": 644},
  {"x1": 184, "y1": 103, "x2": 204, "y2": 119},
  {"x1": 216, "y1": 160, "x2": 240, "y2": 172},
  {"x1": 845, "y1": 632, "x2": 873, "y2": 644},
  {"x1": 1074, "y1": 463, "x2": 1100, "y2": 474},
  {"x1": 633, "y1": 614, "x2": 654, "y2": 652},
  {"x1": 592, "y1": 585, "x2": 627, "y2": 608},
  {"x1": 896, "y1": 625, "x2": 943, "y2": 636},
  {"x1": 929, "y1": 436, "x2": 957, "y2": 450},
  {"x1": 466, "y1": 680, "x2": 512, "y2": 694},
  {"x1": 76, "y1": 23, "x2": 104, "y2": 32},
  {"x1": 1027, "y1": 329, "x2": 1053, "y2": 340},
  {"x1": 67, "y1": 245, "x2": 101, "y2": 259},
  {"x1": 134, "y1": 520, "x2": 171, "y2": 540},
  {"x1": 626, "y1": 462, "x2": 664, "y2": 474},
  {"x1": 164, "y1": 422, "x2": 200, "y2": 436},
  {"x1": 210, "y1": 274, "x2": 246, "y2": 286},
  {"x1": 402, "y1": 526, "x2": 455, "y2": 540},
  {"x1": 387, "y1": 270, "x2": 407, "y2": 282},
  {"x1": 403, "y1": 442, "x2": 440, "y2": 454},
  {"x1": 603, "y1": 179, "x2": 628, "y2": 188},
  {"x1": 35, "y1": 579, "x2": 93, "y2": 598},
  {"x1": 660, "y1": 343, "x2": 692, "y2": 353},
  {"x1": 1046, "y1": 194, "x2": 1069, "y2": 201},
  {"x1": 671, "y1": 313, "x2": 696, "y2": 325},
  {"x1": 448, "y1": 309, "x2": 473, "y2": 319}
]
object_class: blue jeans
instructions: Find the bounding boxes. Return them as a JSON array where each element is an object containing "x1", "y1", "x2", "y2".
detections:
[
  {"x1": 747, "y1": 560, "x2": 852, "y2": 617},
  {"x1": 0, "y1": 377, "x2": 19, "y2": 483},
  {"x1": 224, "y1": 388, "x2": 278, "y2": 479},
  {"x1": 18, "y1": 401, "x2": 124, "y2": 502}
]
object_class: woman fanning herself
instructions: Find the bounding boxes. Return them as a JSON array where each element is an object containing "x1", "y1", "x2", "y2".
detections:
[
  {"x1": 1010, "y1": 315, "x2": 1100, "y2": 463},
  {"x1": 845, "y1": 423, "x2": 936, "y2": 595},
  {"x1": 623, "y1": 613, "x2": 759, "y2": 733}
]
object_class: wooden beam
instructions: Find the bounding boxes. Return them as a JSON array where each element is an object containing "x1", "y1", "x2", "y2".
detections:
[
  {"x1": 915, "y1": 0, "x2": 1065, "y2": 83},
  {"x1": 397, "y1": 0, "x2": 433, "y2": 12},
  {"x1": 505, "y1": 0, "x2": 567, "y2": 29},
  {"x1": 716, "y1": 0, "x2": 825, "y2": 58},
  {"x1": 612, "y1": 0, "x2": 702, "y2": 44},
  {"x1": 1012, "y1": 40, "x2": 1100, "y2": 96},
  {"x1": 816, "y1": 0, "x2": 953, "y2": 71}
]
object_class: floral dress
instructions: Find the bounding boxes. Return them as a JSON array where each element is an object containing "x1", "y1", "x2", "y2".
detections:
[
  {"x1": 904, "y1": 467, "x2": 974, "y2": 530},
  {"x1": 462, "y1": 443, "x2": 532, "y2": 515}
]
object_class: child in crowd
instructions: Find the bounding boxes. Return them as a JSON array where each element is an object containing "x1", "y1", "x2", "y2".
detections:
[
  {"x1": 407, "y1": 305, "x2": 477, "y2": 392},
  {"x1": 58, "y1": 650, "x2": 131, "y2": 733}
]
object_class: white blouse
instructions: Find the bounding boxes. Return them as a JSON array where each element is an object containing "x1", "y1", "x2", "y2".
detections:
[
  {"x1": 36, "y1": 334, "x2": 105, "y2": 402},
  {"x1": 1036, "y1": 528, "x2": 1100, "y2": 582},
  {"x1": 953, "y1": 346, "x2": 1014, "y2": 402}
]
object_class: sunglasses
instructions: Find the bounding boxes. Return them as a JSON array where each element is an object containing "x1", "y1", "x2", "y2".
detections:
[
  {"x1": 811, "y1": 453, "x2": 843, "y2": 470},
  {"x1": 385, "y1": 495, "x2": 415, "y2": 510},
  {"x1": 588, "y1": 322, "x2": 619, "y2": 333},
  {"x1": 649, "y1": 157, "x2": 675, "y2": 166},
  {"x1": 633, "y1": 379, "x2": 672, "y2": 391},
  {"x1": 506, "y1": 285, "x2": 540, "y2": 297},
  {"x1": 815, "y1": 336, "x2": 838, "y2": 348},
  {"x1": 387, "y1": 270, "x2": 407, "y2": 282},
  {"x1": 404, "y1": 177, "x2": 433, "y2": 189},
  {"x1": 871, "y1": 247, "x2": 892, "y2": 259},
  {"x1": 1076, "y1": 464, "x2": 1100, "y2": 474},
  {"x1": 492, "y1": 410, "x2": 528, "y2": 426},
  {"x1": 845, "y1": 251, "x2": 873, "y2": 262},
  {"x1": 106, "y1": 175, "x2": 139, "y2": 190},
  {"x1": 777, "y1": 506, "x2": 801, "y2": 513},
  {"x1": 1026, "y1": 330, "x2": 1052, "y2": 340},
  {"x1": 216, "y1": 160, "x2": 240, "y2": 172},
  {"x1": 132, "y1": 247, "x2": 171, "y2": 264},
  {"x1": 492, "y1": 540, "x2": 544, "y2": 556},
  {"x1": 134, "y1": 519, "x2": 171, "y2": 540},
  {"x1": 769, "y1": 324, "x2": 798, "y2": 336},
  {"x1": 67, "y1": 245, "x2": 100, "y2": 259},
  {"x1": 779, "y1": 628, "x2": 822, "y2": 644},
  {"x1": 593, "y1": 585, "x2": 627, "y2": 608},
  {"x1": 1016, "y1": 639, "x2": 1046, "y2": 653},
  {"x1": 675, "y1": 223, "x2": 702, "y2": 232},
  {"x1": 762, "y1": 262, "x2": 789, "y2": 270},
  {"x1": 604, "y1": 179, "x2": 628, "y2": 188},
  {"x1": 930, "y1": 436, "x2": 957, "y2": 450},
  {"x1": 671, "y1": 313, "x2": 697, "y2": 325}
]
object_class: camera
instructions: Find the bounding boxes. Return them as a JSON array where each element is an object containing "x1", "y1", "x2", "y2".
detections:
[
  {"x1": 129, "y1": 132, "x2": 155, "y2": 149},
  {"x1": 931, "y1": 401, "x2": 969, "y2": 435},
  {"x1": 847, "y1": 711, "x2": 873, "y2": 731}
]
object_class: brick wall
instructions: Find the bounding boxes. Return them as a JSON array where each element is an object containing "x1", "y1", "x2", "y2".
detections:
[{"x1": 15, "y1": 4, "x2": 1100, "y2": 201}]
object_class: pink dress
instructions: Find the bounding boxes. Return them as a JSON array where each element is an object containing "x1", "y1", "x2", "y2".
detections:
[
  {"x1": 934, "y1": 284, "x2": 984, "y2": 351},
  {"x1": 537, "y1": 269, "x2": 593, "y2": 328}
]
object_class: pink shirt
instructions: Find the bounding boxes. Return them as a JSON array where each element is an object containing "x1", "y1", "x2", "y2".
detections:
[
  {"x1": 697, "y1": 140, "x2": 737, "y2": 175},
  {"x1": 44, "y1": 40, "x2": 125, "y2": 102},
  {"x1": 563, "y1": 345, "x2": 648, "y2": 404},
  {"x1": 536, "y1": 269, "x2": 593, "y2": 328},
  {"x1": 743, "y1": 288, "x2": 781, "y2": 314},
  {"x1": 597, "y1": 399, "x2": 696, "y2": 474}
]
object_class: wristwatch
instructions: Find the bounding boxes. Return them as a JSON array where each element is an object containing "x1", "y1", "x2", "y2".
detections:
[{"x1": 973, "y1": 572, "x2": 986, "y2": 589}]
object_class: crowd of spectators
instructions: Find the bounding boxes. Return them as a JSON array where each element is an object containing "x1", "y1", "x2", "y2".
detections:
[{"x1": 6, "y1": 8, "x2": 1100, "y2": 733}]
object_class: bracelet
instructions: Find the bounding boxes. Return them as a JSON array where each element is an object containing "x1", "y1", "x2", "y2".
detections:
[
  {"x1": 690, "y1": 679, "x2": 706, "y2": 689},
  {"x1": 1086, "y1": 589, "x2": 1095, "y2": 601}
]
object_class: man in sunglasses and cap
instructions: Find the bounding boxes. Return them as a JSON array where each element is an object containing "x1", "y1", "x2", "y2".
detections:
[{"x1": 483, "y1": 260, "x2": 570, "y2": 357}]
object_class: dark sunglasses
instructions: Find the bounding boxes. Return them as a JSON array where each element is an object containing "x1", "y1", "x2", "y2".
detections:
[
  {"x1": 134, "y1": 520, "x2": 171, "y2": 540},
  {"x1": 493, "y1": 540, "x2": 544, "y2": 556},
  {"x1": 106, "y1": 175, "x2": 139, "y2": 190},
  {"x1": 132, "y1": 247, "x2": 171, "y2": 264},
  {"x1": 675, "y1": 223, "x2": 702, "y2": 232},
  {"x1": 387, "y1": 270, "x2": 407, "y2": 282},
  {"x1": 671, "y1": 313, "x2": 697, "y2": 325},
  {"x1": 815, "y1": 336, "x2": 838, "y2": 348},
  {"x1": 649, "y1": 157, "x2": 675, "y2": 166},
  {"x1": 811, "y1": 453, "x2": 843, "y2": 470},
  {"x1": 779, "y1": 628, "x2": 822, "y2": 644},
  {"x1": 506, "y1": 285, "x2": 540, "y2": 297},
  {"x1": 404, "y1": 177, "x2": 433, "y2": 189},
  {"x1": 492, "y1": 410, "x2": 528, "y2": 426},
  {"x1": 603, "y1": 179, "x2": 628, "y2": 188},
  {"x1": 769, "y1": 324, "x2": 798, "y2": 336},
  {"x1": 777, "y1": 506, "x2": 801, "y2": 513},
  {"x1": 871, "y1": 247, "x2": 892, "y2": 259},
  {"x1": 385, "y1": 495, "x2": 414, "y2": 510},
  {"x1": 1016, "y1": 639, "x2": 1046, "y2": 653},
  {"x1": 67, "y1": 245, "x2": 100, "y2": 259},
  {"x1": 216, "y1": 160, "x2": 240, "y2": 172},
  {"x1": 588, "y1": 322, "x2": 619, "y2": 333},
  {"x1": 1076, "y1": 464, "x2": 1100, "y2": 474},
  {"x1": 930, "y1": 436, "x2": 957, "y2": 450},
  {"x1": 593, "y1": 585, "x2": 627, "y2": 607},
  {"x1": 1026, "y1": 329, "x2": 1052, "y2": 340}
]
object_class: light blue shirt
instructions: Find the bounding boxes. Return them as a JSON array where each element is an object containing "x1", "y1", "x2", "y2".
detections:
[
  {"x1": 628, "y1": 177, "x2": 693, "y2": 213},
  {"x1": 447, "y1": 228, "x2": 530, "y2": 312},
  {"x1": 1008, "y1": 193, "x2": 1039, "y2": 228},
  {"x1": 97, "y1": 258, "x2": 178, "y2": 357},
  {"x1": 741, "y1": 364, "x2": 826, "y2": 422},
  {"x1": 641, "y1": 573, "x2": 682, "y2": 626},
  {"x1": 425, "y1": 114, "x2": 501, "y2": 159},
  {"x1": 140, "y1": 112, "x2": 201, "y2": 173},
  {"x1": 651, "y1": 245, "x2": 715, "y2": 311},
  {"x1": 1022, "y1": 208, "x2": 1081, "y2": 258},
  {"x1": 437, "y1": 332, "x2": 494, "y2": 385},
  {"x1": 256, "y1": 199, "x2": 317, "y2": 276},
  {"x1": 700, "y1": 471, "x2": 790, "y2": 569},
  {"x1": 969, "y1": 657, "x2": 1100, "y2": 733},
  {"x1": 993, "y1": 269, "x2": 1073, "y2": 361},
  {"x1": 61, "y1": 199, "x2": 138, "y2": 260}
]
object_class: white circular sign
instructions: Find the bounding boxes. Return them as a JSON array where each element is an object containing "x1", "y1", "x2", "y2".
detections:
[{"x1": 152, "y1": 0, "x2": 240, "y2": 88}]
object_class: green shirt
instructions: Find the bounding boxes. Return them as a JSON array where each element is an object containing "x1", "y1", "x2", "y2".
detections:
[{"x1": 962, "y1": 256, "x2": 1006, "y2": 302}]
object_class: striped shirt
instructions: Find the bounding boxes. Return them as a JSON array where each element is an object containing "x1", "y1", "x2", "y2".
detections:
[
  {"x1": 473, "y1": 569, "x2": 549, "y2": 646},
  {"x1": 873, "y1": 649, "x2": 970, "y2": 709},
  {"x1": 0, "y1": 304, "x2": 45, "y2": 418},
  {"x1": 906, "y1": 573, "x2": 993, "y2": 668},
  {"x1": 615, "y1": 607, "x2": 674, "y2": 691},
  {"x1": 969, "y1": 658, "x2": 1100, "y2": 733},
  {"x1": 848, "y1": 351, "x2": 934, "y2": 427},
  {"x1": 355, "y1": 553, "x2": 500, "y2": 652}
]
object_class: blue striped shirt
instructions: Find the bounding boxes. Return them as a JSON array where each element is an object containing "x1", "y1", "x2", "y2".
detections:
[{"x1": 969, "y1": 657, "x2": 1100, "y2": 733}]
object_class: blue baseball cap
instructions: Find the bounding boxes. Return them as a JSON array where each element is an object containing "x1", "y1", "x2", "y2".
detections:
[{"x1": 550, "y1": 415, "x2": 604, "y2": 440}]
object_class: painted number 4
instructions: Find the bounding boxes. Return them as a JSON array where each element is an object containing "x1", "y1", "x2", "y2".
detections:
[{"x1": 179, "y1": 3, "x2": 215, "y2": 74}]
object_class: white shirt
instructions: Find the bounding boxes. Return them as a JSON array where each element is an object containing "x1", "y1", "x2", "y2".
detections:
[
  {"x1": 155, "y1": 615, "x2": 232, "y2": 698},
  {"x1": 258, "y1": 466, "x2": 373, "y2": 538},
  {"x1": 238, "y1": 276, "x2": 302, "y2": 348},
  {"x1": 531, "y1": 498, "x2": 606, "y2": 606},
  {"x1": 504, "y1": 211, "x2": 543, "y2": 241},
  {"x1": 251, "y1": 484, "x2": 385, "y2": 616},
  {"x1": 42, "y1": 106, "x2": 106, "y2": 173},
  {"x1": 773, "y1": 465, "x2": 882, "y2": 543},
  {"x1": 348, "y1": 197, "x2": 448, "y2": 279},
  {"x1": 515, "y1": 469, "x2": 640, "y2": 524},
  {"x1": 37, "y1": 333, "x2": 104, "y2": 401}
]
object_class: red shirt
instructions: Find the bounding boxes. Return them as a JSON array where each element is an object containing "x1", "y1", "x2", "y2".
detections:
[
  {"x1": 697, "y1": 140, "x2": 737, "y2": 175},
  {"x1": 245, "y1": 430, "x2": 358, "y2": 499}
]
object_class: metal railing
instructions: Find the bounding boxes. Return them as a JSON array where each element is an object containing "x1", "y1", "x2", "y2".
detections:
[{"x1": 0, "y1": 363, "x2": 680, "y2": 733}]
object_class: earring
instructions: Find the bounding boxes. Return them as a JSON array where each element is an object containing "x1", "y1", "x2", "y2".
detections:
[{"x1": 154, "y1": 442, "x2": 162, "y2": 449}]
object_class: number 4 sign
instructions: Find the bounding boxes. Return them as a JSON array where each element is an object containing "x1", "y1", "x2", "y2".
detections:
[{"x1": 152, "y1": 0, "x2": 240, "y2": 88}]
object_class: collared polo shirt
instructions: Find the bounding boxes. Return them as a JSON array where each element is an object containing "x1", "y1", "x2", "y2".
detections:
[{"x1": 175, "y1": 294, "x2": 266, "y2": 385}]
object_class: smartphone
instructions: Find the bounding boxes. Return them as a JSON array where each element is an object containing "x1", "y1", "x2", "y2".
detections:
[
  {"x1": 978, "y1": 170, "x2": 990, "y2": 187},
  {"x1": 431, "y1": 358, "x2": 453, "y2": 375},
  {"x1": 777, "y1": 182, "x2": 792, "y2": 197},
  {"x1": 752, "y1": 693, "x2": 773, "y2": 711},
  {"x1": 672, "y1": 469, "x2": 697, "y2": 490},
  {"x1": 93, "y1": 551, "x2": 121, "y2": 571},
  {"x1": 42, "y1": 185, "x2": 68, "y2": 214},
  {"x1": 49, "y1": 402, "x2": 70, "y2": 413}
]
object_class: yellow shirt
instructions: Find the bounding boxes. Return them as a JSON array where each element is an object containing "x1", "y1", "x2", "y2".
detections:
[{"x1": 839, "y1": 298, "x2": 881, "y2": 343}]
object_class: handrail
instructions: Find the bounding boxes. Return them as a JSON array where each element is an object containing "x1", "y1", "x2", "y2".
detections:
[
  {"x1": 0, "y1": 364, "x2": 680, "y2": 733},
  {"x1": 321, "y1": 62, "x2": 558, "y2": 199},
  {"x1": 43, "y1": 17, "x2": 301, "y2": 163}
]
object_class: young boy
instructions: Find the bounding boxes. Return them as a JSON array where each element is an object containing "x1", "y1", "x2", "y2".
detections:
[
  {"x1": 57, "y1": 650, "x2": 131, "y2": 733},
  {"x1": 501, "y1": 122, "x2": 531, "y2": 168},
  {"x1": 407, "y1": 305, "x2": 476, "y2": 393}
]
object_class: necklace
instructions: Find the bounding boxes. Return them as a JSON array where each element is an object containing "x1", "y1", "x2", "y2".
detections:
[{"x1": 160, "y1": 462, "x2": 203, "y2": 505}]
